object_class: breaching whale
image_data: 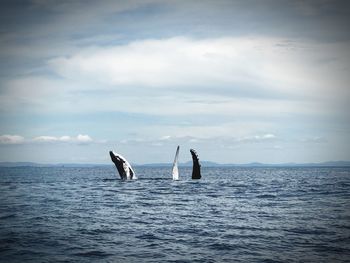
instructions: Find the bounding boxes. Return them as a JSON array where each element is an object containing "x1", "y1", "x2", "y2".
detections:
[
  {"x1": 109, "y1": 151, "x2": 136, "y2": 180},
  {"x1": 190, "y1": 149, "x2": 201, "y2": 179},
  {"x1": 172, "y1": 146, "x2": 180, "y2": 181}
]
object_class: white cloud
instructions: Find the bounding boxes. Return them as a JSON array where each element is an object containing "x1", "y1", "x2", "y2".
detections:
[
  {"x1": 76, "y1": 134, "x2": 93, "y2": 143},
  {"x1": 33, "y1": 136, "x2": 59, "y2": 143},
  {"x1": 2, "y1": 37, "x2": 348, "y2": 121},
  {"x1": 48, "y1": 37, "x2": 349, "y2": 99},
  {"x1": 59, "y1": 136, "x2": 71, "y2": 142},
  {"x1": 136, "y1": 121, "x2": 277, "y2": 141},
  {"x1": 300, "y1": 136, "x2": 327, "y2": 143},
  {"x1": 159, "y1": 135, "x2": 171, "y2": 141},
  {"x1": 0, "y1": 76, "x2": 73, "y2": 113},
  {"x1": 48, "y1": 37, "x2": 276, "y2": 88},
  {"x1": 264, "y1": 134, "x2": 275, "y2": 139},
  {"x1": 117, "y1": 132, "x2": 278, "y2": 148},
  {"x1": 32, "y1": 134, "x2": 94, "y2": 144},
  {"x1": 17, "y1": 36, "x2": 342, "y2": 125},
  {"x1": 0, "y1": 135, "x2": 25, "y2": 144},
  {"x1": 238, "y1": 133, "x2": 277, "y2": 143}
]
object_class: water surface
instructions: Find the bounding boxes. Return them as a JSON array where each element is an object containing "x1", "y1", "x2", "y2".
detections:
[{"x1": 0, "y1": 166, "x2": 349, "y2": 262}]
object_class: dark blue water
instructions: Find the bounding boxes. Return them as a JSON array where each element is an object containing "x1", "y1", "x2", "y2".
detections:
[{"x1": 0, "y1": 166, "x2": 350, "y2": 262}]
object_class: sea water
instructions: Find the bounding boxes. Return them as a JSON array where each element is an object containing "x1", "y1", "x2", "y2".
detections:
[{"x1": 0, "y1": 166, "x2": 349, "y2": 262}]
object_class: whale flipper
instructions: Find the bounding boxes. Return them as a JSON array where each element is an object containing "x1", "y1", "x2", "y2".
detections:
[
  {"x1": 190, "y1": 149, "x2": 201, "y2": 179},
  {"x1": 109, "y1": 151, "x2": 136, "y2": 180},
  {"x1": 172, "y1": 146, "x2": 180, "y2": 181}
]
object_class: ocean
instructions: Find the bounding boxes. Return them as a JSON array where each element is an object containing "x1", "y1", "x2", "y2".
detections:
[{"x1": 0, "y1": 166, "x2": 349, "y2": 262}]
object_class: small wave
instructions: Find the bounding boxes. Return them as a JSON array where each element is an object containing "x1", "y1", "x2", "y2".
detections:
[
  {"x1": 136, "y1": 233, "x2": 159, "y2": 240},
  {"x1": 102, "y1": 178, "x2": 117, "y2": 181},
  {"x1": 0, "y1": 236, "x2": 19, "y2": 245},
  {"x1": 262, "y1": 259, "x2": 284, "y2": 263},
  {"x1": 230, "y1": 184, "x2": 248, "y2": 188},
  {"x1": 231, "y1": 225, "x2": 275, "y2": 231},
  {"x1": 138, "y1": 178, "x2": 171, "y2": 181},
  {"x1": 0, "y1": 213, "x2": 16, "y2": 220},
  {"x1": 208, "y1": 242, "x2": 236, "y2": 251},
  {"x1": 312, "y1": 244, "x2": 350, "y2": 253},
  {"x1": 132, "y1": 219, "x2": 153, "y2": 225},
  {"x1": 284, "y1": 228, "x2": 331, "y2": 235},
  {"x1": 207, "y1": 194, "x2": 220, "y2": 198},
  {"x1": 256, "y1": 194, "x2": 276, "y2": 198},
  {"x1": 74, "y1": 250, "x2": 112, "y2": 258}
]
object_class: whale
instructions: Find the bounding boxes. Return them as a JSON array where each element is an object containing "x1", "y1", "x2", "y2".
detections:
[
  {"x1": 172, "y1": 146, "x2": 180, "y2": 181},
  {"x1": 190, "y1": 149, "x2": 201, "y2": 179},
  {"x1": 109, "y1": 151, "x2": 136, "y2": 180}
]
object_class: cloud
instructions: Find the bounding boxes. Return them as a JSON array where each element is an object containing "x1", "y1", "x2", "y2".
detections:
[
  {"x1": 2, "y1": 37, "x2": 348, "y2": 120},
  {"x1": 47, "y1": 37, "x2": 349, "y2": 106},
  {"x1": 4, "y1": 37, "x2": 337, "y2": 137},
  {"x1": 0, "y1": 132, "x2": 275, "y2": 149},
  {"x1": 48, "y1": 37, "x2": 297, "y2": 90},
  {"x1": 299, "y1": 136, "x2": 327, "y2": 144},
  {"x1": 33, "y1": 136, "x2": 61, "y2": 143},
  {"x1": 119, "y1": 133, "x2": 278, "y2": 147},
  {"x1": 76, "y1": 134, "x2": 93, "y2": 143},
  {"x1": 237, "y1": 133, "x2": 277, "y2": 143},
  {"x1": 0, "y1": 135, "x2": 25, "y2": 144},
  {"x1": 33, "y1": 134, "x2": 94, "y2": 144}
]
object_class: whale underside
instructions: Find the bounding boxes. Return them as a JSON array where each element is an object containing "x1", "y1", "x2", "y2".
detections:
[
  {"x1": 109, "y1": 151, "x2": 136, "y2": 180},
  {"x1": 190, "y1": 149, "x2": 201, "y2": 179}
]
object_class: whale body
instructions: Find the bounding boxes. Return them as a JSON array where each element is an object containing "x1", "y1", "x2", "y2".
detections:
[
  {"x1": 109, "y1": 151, "x2": 136, "y2": 180},
  {"x1": 190, "y1": 149, "x2": 201, "y2": 179}
]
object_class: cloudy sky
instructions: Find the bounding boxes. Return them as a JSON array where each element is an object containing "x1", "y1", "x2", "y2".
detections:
[{"x1": 0, "y1": 0, "x2": 349, "y2": 164}]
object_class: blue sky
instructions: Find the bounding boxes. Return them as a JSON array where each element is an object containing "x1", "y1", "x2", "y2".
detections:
[{"x1": 0, "y1": 0, "x2": 349, "y2": 164}]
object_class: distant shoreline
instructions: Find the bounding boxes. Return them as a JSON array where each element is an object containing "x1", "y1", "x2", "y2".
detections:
[{"x1": 1, "y1": 161, "x2": 350, "y2": 168}]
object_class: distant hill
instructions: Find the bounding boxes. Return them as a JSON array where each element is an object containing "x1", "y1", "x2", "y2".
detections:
[
  {"x1": 0, "y1": 162, "x2": 109, "y2": 168},
  {"x1": 139, "y1": 161, "x2": 350, "y2": 167},
  {"x1": 1, "y1": 160, "x2": 350, "y2": 168},
  {"x1": 0, "y1": 162, "x2": 40, "y2": 167},
  {"x1": 140, "y1": 161, "x2": 220, "y2": 167}
]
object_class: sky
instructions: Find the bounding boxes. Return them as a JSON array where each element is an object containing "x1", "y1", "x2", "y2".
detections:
[{"x1": 0, "y1": 0, "x2": 349, "y2": 164}]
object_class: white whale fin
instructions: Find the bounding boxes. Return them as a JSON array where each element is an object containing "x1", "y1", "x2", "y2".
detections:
[{"x1": 172, "y1": 146, "x2": 180, "y2": 180}]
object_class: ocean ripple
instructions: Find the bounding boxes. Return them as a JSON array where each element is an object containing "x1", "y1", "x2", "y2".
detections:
[{"x1": 0, "y1": 166, "x2": 349, "y2": 262}]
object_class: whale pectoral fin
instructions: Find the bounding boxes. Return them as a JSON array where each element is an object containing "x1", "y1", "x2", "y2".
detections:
[
  {"x1": 190, "y1": 149, "x2": 201, "y2": 179},
  {"x1": 109, "y1": 151, "x2": 117, "y2": 162},
  {"x1": 172, "y1": 145, "x2": 180, "y2": 180}
]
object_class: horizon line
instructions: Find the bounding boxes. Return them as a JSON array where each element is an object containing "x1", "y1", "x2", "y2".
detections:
[{"x1": 1, "y1": 160, "x2": 350, "y2": 167}]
